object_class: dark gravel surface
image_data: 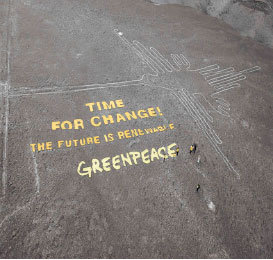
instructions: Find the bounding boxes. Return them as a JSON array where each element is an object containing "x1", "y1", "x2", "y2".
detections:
[{"x1": 0, "y1": 0, "x2": 272, "y2": 258}]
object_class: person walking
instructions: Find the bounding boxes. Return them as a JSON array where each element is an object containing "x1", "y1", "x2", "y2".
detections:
[
  {"x1": 176, "y1": 147, "x2": 179, "y2": 156},
  {"x1": 190, "y1": 143, "x2": 197, "y2": 154},
  {"x1": 196, "y1": 184, "x2": 200, "y2": 192}
]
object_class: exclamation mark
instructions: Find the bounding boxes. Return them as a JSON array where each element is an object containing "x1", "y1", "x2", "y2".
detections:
[{"x1": 156, "y1": 107, "x2": 163, "y2": 116}]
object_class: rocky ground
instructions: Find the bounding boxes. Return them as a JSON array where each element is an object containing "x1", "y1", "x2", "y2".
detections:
[
  {"x1": 0, "y1": 0, "x2": 272, "y2": 258},
  {"x1": 149, "y1": 0, "x2": 273, "y2": 48}
]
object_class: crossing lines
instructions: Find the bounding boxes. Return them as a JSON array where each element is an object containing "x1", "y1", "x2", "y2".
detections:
[
  {"x1": 172, "y1": 90, "x2": 240, "y2": 177},
  {"x1": 113, "y1": 29, "x2": 262, "y2": 177}
]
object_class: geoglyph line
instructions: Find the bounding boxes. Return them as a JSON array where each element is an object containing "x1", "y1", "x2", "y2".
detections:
[
  {"x1": 181, "y1": 89, "x2": 222, "y2": 144},
  {"x1": 2, "y1": 86, "x2": 9, "y2": 196},
  {"x1": 178, "y1": 90, "x2": 222, "y2": 145},
  {"x1": 9, "y1": 78, "x2": 145, "y2": 97},
  {"x1": 193, "y1": 93, "x2": 230, "y2": 117},
  {"x1": 2, "y1": 28, "x2": 258, "y2": 196},
  {"x1": 1, "y1": 0, "x2": 12, "y2": 197},
  {"x1": 192, "y1": 93, "x2": 214, "y2": 123},
  {"x1": 172, "y1": 91, "x2": 240, "y2": 177}
]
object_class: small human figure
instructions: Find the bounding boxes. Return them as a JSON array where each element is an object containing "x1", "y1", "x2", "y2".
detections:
[
  {"x1": 176, "y1": 147, "x2": 179, "y2": 156},
  {"x1": 196, "y1": 184, "x2": 200, "y2": 192},
  {"x1": 163, "y1": 154, "x2": 168, "y2": 162},
  {"x1": 193, "y1": 143, "x2": 197, "y2": 153},
  {"x1": 190, "y1": 143, "x2": 197, "y2": 154}
]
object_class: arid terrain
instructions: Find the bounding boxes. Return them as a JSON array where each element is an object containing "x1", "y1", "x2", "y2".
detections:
[{"x1": 0, "y1": 0, "x2": 272, "y2": 258}]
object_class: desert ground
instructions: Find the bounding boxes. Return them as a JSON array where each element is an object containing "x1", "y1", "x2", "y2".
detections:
[{"x1": 0, "y1": 0, "x2": 273, "y2": 258}]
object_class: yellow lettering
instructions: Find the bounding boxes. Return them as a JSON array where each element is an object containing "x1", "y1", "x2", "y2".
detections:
[
  {"x1": 74, "y1": 119, "x2": 84, "y2": 129},
  {"x1": 46, "y1": 142, "x2": 52, "y2": 150},
  {"x1": 138, "y1": 129, "x2": 144, "y2": 135},
  {"x1": 116, "y1": 99, "x2": 125, "y2": 108},
  {"x1": 112, "y1": 155, "x2": 121, "y2": 170},
  {"x1": 97, "y1": 102, "x2": 102, "y2": 110},
  {"x1": 158, "y1": 147, "x2": 167, "y2": 158},
  {"x1": 101, "y1": 157, "x2": 111, "y2": 172},
  {"x1": 130, "y1": 129, "x2": 138, "y2": 137},
  {"x1": 92, "y1": 159, "x2": 103, "y2": 173},
  {"x1": 124, "y1": 130, "x2": 131, "y2": 139},
  {"x1": 30, "y1": 143, "x2": 36, "y2": 152},
  {"x1": 141, "y1": 149, "x2": 150, "y2": 164},
  {"x1": 90, "y1": 116, "x2": 101, "y2": 127},
  {"x1": 147, "y1": 107, "x2": 157, "y2": 117},
  {"x1": 138, "y1": 110, "x2": 149, "y2": 119},
  {"x1": 79, "y1": 138, "x2": 86, "y2": 146},
  {"x1": 102, "y1": 101, "x2": 116, "y2": 110},
  {"x1": 61, "y1": 120, "x2": 72, "y2": 130},
  {"x1": 52, "y1": 121, "x2": 60, "y2": 130},
  {"x1": 58, "y1": 140, "x2": 64, "y2": 148},
  {"x1": 77, "y1": 161, "x2": 92, "y2": 177},
  {"x1": 65, "y1": 140, "x2": 72, "y2": 147},
  {"x1": 125, "y1": 111, "x2": 137, "y2": 120},
  {"x1": 121, "y1": 153, "x2": 132, "y2": 166},
  {"x1": 129, "y1": 152, "x2": 141, "y2": 164},
  {"x1": 167, "y1": 143, "x2": 177, "y2": 157},
  {"x1": 117, "y1": 131, "x2": 125, "y2": 139},
  {"x1": 156, "y1": 107, "x2": 163, "y2": 116},
  {"x1": 85, "y1": 102, "x2": 95, "y2": 112},
  {"x1": 102, "y1": 115, "x2": 114, "y2": 125},
  {"x1": 150, "y1": 148, "x2": 159, "y2": 161},
  {"x1": 116, "y1": 113, "x2": 127, "y2": 123},
  {"x1": 87, "y1": 137, "x2": 93, "y2": 144},
  {"x1": 37, "y1": 143, "x2": 45, "y2": 151},
  {"x1": 94, "y1": 136, "x2": 100, "y2": 144}
]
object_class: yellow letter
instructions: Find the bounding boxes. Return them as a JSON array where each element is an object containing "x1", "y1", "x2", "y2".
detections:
[
  {"x1": 77, "y1": 161, "x2": 92, "y2": 177},
  {"x1": 101, "y1": 157, "x2": 111, "y2": 172},
  {"x1": 112, "y1": 155, "x2": 121, "y2": 170},
  {"x1": 30, "y1": 143, "x2": 36, "y2": 152},
  {"x1": 85, "y1": 103, "x2": 95, "y2": 112},
  {"x1": 87, "y1": 137, "x2": 93, "y2": 144},
  {"x1": 167, "y1": 143, "x2": 177, "y2": 157},
  {"x1": 121, "y1": 153, "x2": 132, "y2": 166},
  {"x1": 102, "y1": 101, "x2": 116, "y2": 110},
  {"x1": 74, "y1": 119, "x2": 84, "y2": 129},
  {"x1": 116, "y1": 113, "x2": 127, "y2": 123},
  {"x1": 102, "y1": 115, "x2": 114, "y2": 125},
  {"x1": 58, "y1": 140, "x2": 64, "y2": 148},
  {"x1": 124, "y1": 130, "x2": 131, "y2": 139},
  {"x1": 158, "y1": 147, "x2": 167, "y2": 158},
  {"x1": 138, "y1": 110, "x2": 149, "y2": 118},
  {"x1": 37, "y1": 143, "x2": 45, "y2": 151},
  {"x1": 46, "y1": 142, "x2": 52, "y2": 150},
  {"x1": 116, "y1": 99, "x2": 125, "y2": 108},
  {"x1": 61, "y1": 121, "x2": 72, "y2": 130},
  {"x1": 52, "y1": 121, "x2": 60, "y2": 130},
  {"x1": 90, "y1": 116, "x2": 101, "y2": 127},
  {"x1": 150, "y1": 148, "x2": 159, "y2": 161},
  {"x1": 125, "y1": 111, "x2": 137, "y2": 120},
  {"x1": 92, "y1": 159, "x2": 103, "y2": 173},
  {"x1": 141, "y1": 149, "x2": 150, "y2": 164},
  {"x1": 129, "y1": 152, "x2": 141, "y2": 164},
  {"x1": 138, "y1": 129, "x2": 144, "y2": 135},
  {"x1": 147, "y1": 107, "x2": 157, "y2": 117},
  {"x1": 117, "y1": 131, "x2": 125, "y2": 139},
  {"x1": 94, "y1": 136, "x2": 100, "y2": 144}
]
